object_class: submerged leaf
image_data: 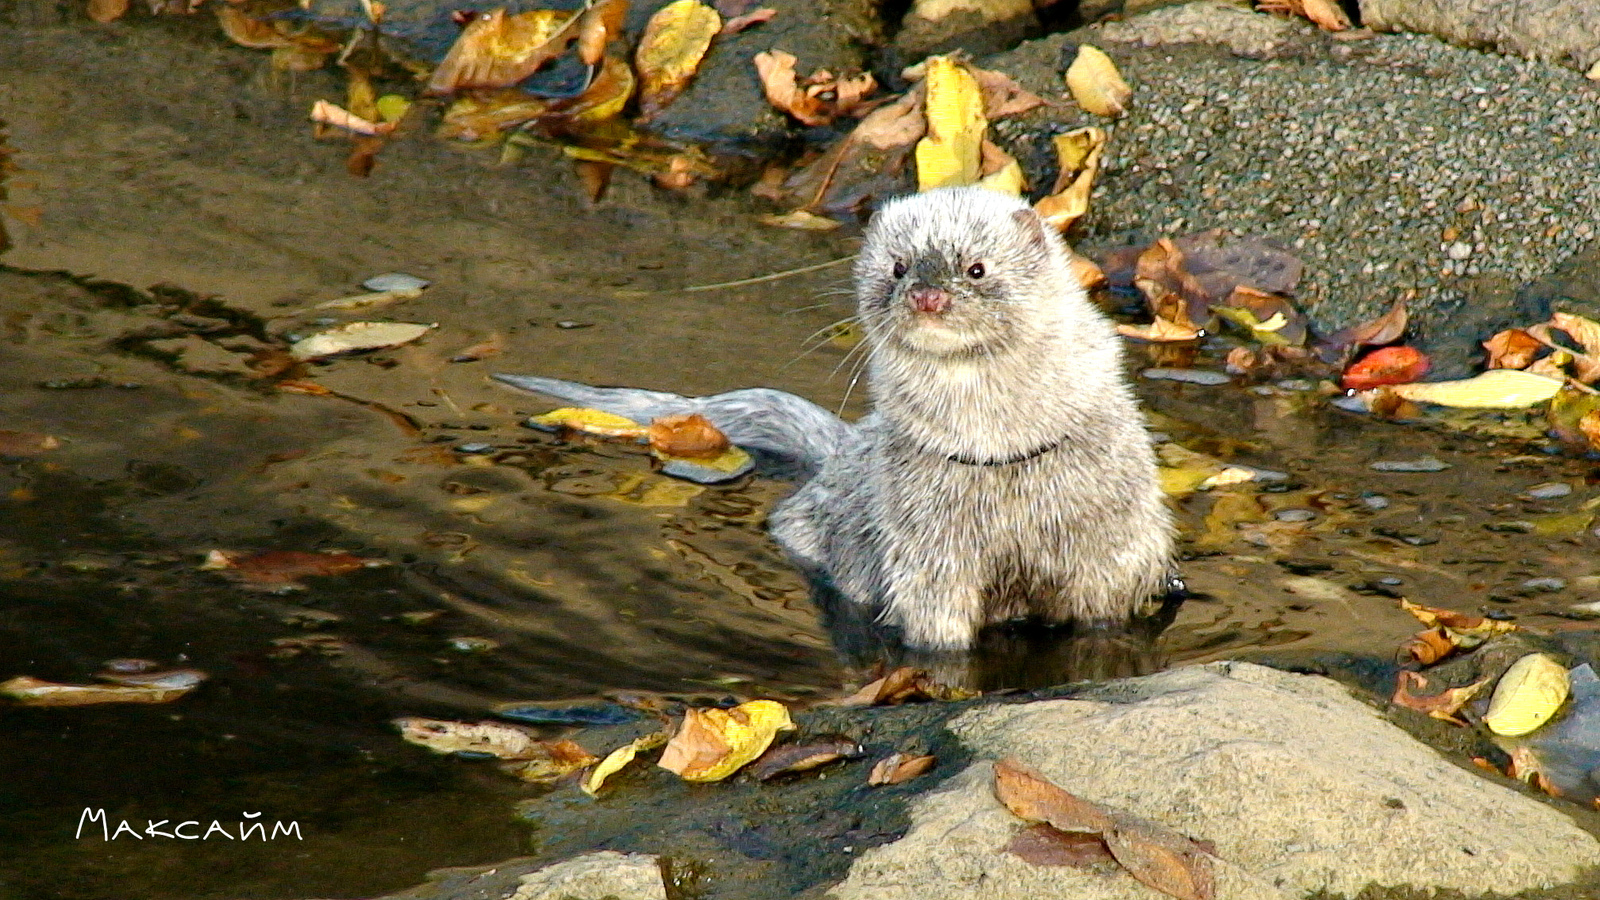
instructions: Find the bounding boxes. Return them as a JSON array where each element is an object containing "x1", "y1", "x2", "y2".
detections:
[
  {"x1": 395, "y1": 717, "x2": 544, "y2": 759},
  {"x1": 0, "y1": 673, "x2": 203, "y2": 706},
  {"x1": 425, "y1": 8, "x2": 580, "y2": 95}
]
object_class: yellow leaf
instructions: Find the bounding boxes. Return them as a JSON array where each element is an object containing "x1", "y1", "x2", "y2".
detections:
[
  {"x1": 634, "y1": 0, "x2": 721, "y2": 120},
  {"x1": 915, "y1": 56, "x2": 987, "y2": 190},
  {"x1": 1484, "y1": 654, "x2": 1569, "y2": 737},
  {"x1": 1064, "y1": 44, "x2": 1131, "y2": 118},
  {"x1": 529, "y1": 407, "x2": 647, "y2": 437},
  {"x1": 583, "y1": 732, "x2": 669, "y2": 795},
  {"x1": 1387, "y1": 369, "x2": 1565, "y2": 408},
  {"x1": 976, "y1": 156, "x2": 1025, "y2": 196},
  {"x1": 1033, "y1": 126, "x2": 1106, "y2": 232},
  {"x1": 658, "y1": 699, "x2": 795, "y2": 782},
  {"x1": 425, "y1": 8, "x2": 578, "y2": 94},
  {"x1": 375, "y1": 94, "x2": 412, "y2": 124}
]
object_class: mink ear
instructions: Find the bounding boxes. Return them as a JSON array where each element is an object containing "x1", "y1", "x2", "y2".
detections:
[{"x1": 1010, "y1": 207, "x2": 1053, "y2": 251}]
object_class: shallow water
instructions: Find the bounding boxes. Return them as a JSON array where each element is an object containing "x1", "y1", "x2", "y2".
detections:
[{"x1": 3, "y1": 15, "x2": 1600, "y2": 900}]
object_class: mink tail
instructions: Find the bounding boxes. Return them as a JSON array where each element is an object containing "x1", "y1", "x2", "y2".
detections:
[{"x1": 492, "y1": 374, "x2": 850, "y2": 480}]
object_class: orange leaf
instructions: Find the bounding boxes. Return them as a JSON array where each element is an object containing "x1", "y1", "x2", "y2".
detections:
[
  {"x1": 1342, "y1": 346, "x2": 1429, "y2": 390},
  {"x1": 1483, "y1": 328, "x2": 1544, "y2": 370},
  {"x1": 867, "y1": 752, "x2": 935, "y2": 786},
  {"x1": 425, "y1": 8, "x2": 581, "y2": 95}
]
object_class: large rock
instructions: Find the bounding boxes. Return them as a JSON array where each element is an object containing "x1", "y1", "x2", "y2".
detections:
[
  {"x1": 1363, "y1": 0, "x2": 1600, "y2": 73},
  {"x1": 830, "y1": 662, "x2": 1600, "y2": 898}
]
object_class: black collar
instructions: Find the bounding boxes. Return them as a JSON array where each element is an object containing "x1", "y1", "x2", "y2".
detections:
[{"x1": 945, "y1": 436, "x2": 1065, "y2": 467}]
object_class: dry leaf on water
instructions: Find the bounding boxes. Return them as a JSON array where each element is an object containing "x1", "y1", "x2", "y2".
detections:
[
  {"x1": 657, "y1": 699, "x2": 794, "y2": 781},
  {"x1": 635, "y1": 0, "x2": 722, "y2": 120},
  {"x1": 1034, "y1": 126, "x2": 1105, "y2": 233},
  {"x1": 528, "y1": 406, "x2": 648, "y2": 438},
  {"x1": 768, "y1": 85, "x2": 924, "y2": 220},
  {"x1": 426, "y1": 8, "x2": 581, "y2": 95},
  {"x1": 311, "y1": 99, "x2": 393, "y2": 137},
  {"x1": 1319, "y1": 298, "x2": 1409, "y2": 363},
  {"x1": 754, "y1": 50, "x2": 878, "y2": 127},
  {"x1": 1399, "y1": 599, "x2": 1518, "y2": 647},
  {"x1": 1117, "y1": 316, "x2": 1204, "y2": 343},
  {"x1": 395, "y1": 717, "x2": 544, "y2": 759},
  {"x1": 1398, "y1": 627, "x2": 1457, "y2": 665},
  {"x1": 1385, "y1": 369, "x2": 1564, "y2": 409},
  {"x1": 1, "y1": 670, "x2": 204, "y2": 706},
  {"x1": 576, "y1": 0, "x2": 629, "y2": 67},
  {"x1": 1341, "y1": 346, "x2": 1430, "y2": 390},
  {"x1": 215, "y1": 4, "x2": 293, "y2": 49},
  {"x1": 648, "y1": 413, "x2": 730, "y2": 459},
  {"x1": 1484, "y1": 653, "x2": 1570, "y2": 737},
  {"x1": 915, "y1": 56, "x2": 986, "y2": 190},
  {"x1": 502, "y1": 738, "x2": 600, "y2": 784},
  {"x1": 867, "y1": 752, "x2": 936, "y2": 786},
  {"x1": 1390, "y1": 670, "x2": 1489, "y2": 725},
  {"x1": 748, "y1": 737, "x2": 862, "y2": 781},
  {"x1": 1064, "y1": 44, "x2": 1131, "y2": 118},
  {"x1": 830, "y1": 666, "x2": 976, "y2": 705}
]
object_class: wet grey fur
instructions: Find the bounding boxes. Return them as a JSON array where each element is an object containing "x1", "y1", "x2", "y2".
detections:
[{"x1": 497, "y1": 186, "x2": 1174, "y2": 650}]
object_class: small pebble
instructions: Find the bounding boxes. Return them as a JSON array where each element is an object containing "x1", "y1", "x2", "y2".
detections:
[
  {"x1": 1275, "y1": 508, "x2": 1317, "y2": 522},
  {"x1": 555, "y1": 320, "x2": 593, "y2": 330},
  {"x1": 1485, "y1": 520, "x2": 1536, "y2": 533},
  {"x1": 362, "y1": 272, "x2": 430, "y2": 292},
  {"x1": 447, "y1": 636, "x2": 500, "y2": 653},
  {"x1": 1359, "y1": 492, "x2": 1390, "y2": 510},
  {"x1": 1521, "y1": 577, "x2": 1567, "y2": 593},
  {"x1": 1378, "y1": 577, "x2": 1403, "y2": 586},
  {"x1": 455, "y1": 442, "x2": 495, "y2": 454},
  {"x1": 1370, "y1": 456, "x2": 1451, "y2": 473},
  {"x1": 1524, "y1": 482, "x2": 1572, "y2": 500},
  {"x1": 1141, "y1": 368, "x2": 1232, "y2": 385}
]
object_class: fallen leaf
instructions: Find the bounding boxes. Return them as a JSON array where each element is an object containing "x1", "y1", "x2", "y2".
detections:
[
  {"x1": 215, "y1": 4, "x2": 292, "y2": 48},
  {"x1": 1069, "y1": 253, "x2": 1106, "y2": 290},
  {"x1": 1064, "y1": 44, "x2": 1131, "y2": 117},
  {"x1": 450, "y1": 334, "x2": 505, "y2": 362},
  {"x1": 969, "y1": 66, "x2": 1045, "y2": 119},
  {"x1": 1483, "y1": 328, "x2": 1544, "y2": 370},
  {"x1": 753, "y1": 50, "x2": 877, "y2": 126},
  {"x1": 993, "y1": 757, "x2": 1115, "y2": 833},
  {"x1": 87, "y1": 0, "x2": 130, "y2": 23},
  {"x1": 289, "y1": 321, "x2": 436, "y2": 361},
  {"x1": 721, "y1": 7, "x2": 775, "y2": 34},
  {"x1": 0, "y1": 674, "x2": 201, "y2": 706},
  {"x1": 502, "y1": 738, "x2": 599, "y2": 783},
  {"x1": 1398, "y1": 627, "x2": 1457, "y2": 665},
  {"x1": 635, "y1": 0, "x2": 721, "y2": 120},
  {"x1": 1548, "y1": 312, "x2": 1600, "y2": 382},
  {"x1": 868, "y1": 752, "x2": 936, "y2": 785},
  {"x1": 305, "y1": 287, "x2": 423, "y2": 314},
  {"x1": 915, "y1": 56, "x2": 986, "y2": 190},
  {"x1": 1342, "y1": 346, "x2": 1430, "y2": 390},
  {"x1": 0, "y1": 431, "x2": 61, "y2": 455},
  {"x1": 583, "y1": 731, "x2": 669, "y2": 794},
  {"x1": 1006, "y1": 823, "x2": 1119, "y2": 868},
  {"x1": 574, "y1": 158, "x2": 614, "y2": 202},
  {"x1": 272, "y1": 43, "x2": 336, "y2": 73},
  {"x1": 648, "y1": 413, "x2": 730, "y2": 459},
  {"x1": 829, "y1": 666, "x2": 976, "y2": 705},
  {"x1": 657, "y1": 699, "x2": 795, "y2": 781},
  {"x1": 425, "y1": 8, "x2": 581, "y2": 95},
  {"x1": 201, "y1": 549, "x2": 385, "y2": 587},
  {"x1": 439, "y1": 90, "x2": 554, "y2": 141},
  {"x1": 1390, "y1": 670, "x2": 1489, "y2": 724},
  {"x1": 1398, "y1": 599, "x2": 1519, "y2": 646},
  {"x1": 528, "y1": 406, "x2": 647, "y2": 438},
  {"x1": 758, "y1": 209, "x2": 844, "y2": 230},
  {"x1": 1034, "y1": 126, "x2": 1106, "y2": 232},
  {"x1": 748, "y1": 737, "x2": 862, "y2": 781},
  {"x1": 395, "y1": 717, "x2": 544, "y2": 759},
  {"x1": 1484, "y1": 653, "x2": 1570, "y2": 737},
  {"x1": 1258, "y1": 0, "x2": 1350, "y2": 32},
  {"x1": 770, "y1": 84, "x2": 923, "y2": 218},
  {"x1": 1117, "y1": 317, "x2": 1204, "y2": 343},
  {"x1": 576, "y1": 0, "x2": 628, "y2": 66},
  {"x1": 1104, "y1": 825, "x2": 1216, "y2": 900},
  {"x1": 1581, "y1": 409, "x2": 1600, "y2": 453},
  {"x1": 1386, "y1": 369, "x2": 1564, "y2": 408}
]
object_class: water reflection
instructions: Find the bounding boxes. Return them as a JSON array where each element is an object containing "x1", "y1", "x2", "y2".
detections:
[{"x1": 812, "y1": 578, "x2": 1186, "y2": 692}]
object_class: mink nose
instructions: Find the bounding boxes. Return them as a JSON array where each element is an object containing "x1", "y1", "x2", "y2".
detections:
[{"x1": 907, "y1": 285, "x2": 950, "y2": 314}]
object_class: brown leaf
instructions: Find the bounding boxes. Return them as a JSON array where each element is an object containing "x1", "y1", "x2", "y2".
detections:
[
  {"x1": 201, "y1": 549, "x2": 385, "y2": 587},
  {"x1": 1133, "y1": 238, "x2": 1209, "y2": 329},
  {"x1": 1116, "y1": 317, "x2": 1204, "y2": 343},
  {"x1": 1034, "y1": 126, "x2": 1105, "y2": 233},
  {"x1": 868, "y1": 752, "x2": 936, "y2": 786},
  {"x1": 1398, "y1": 599, "x2": 1518, "y2": 645},
  {"x1": 1320, "y1": 298, "x2": 1409, "y2": 361},
  {"x1": 215, "y1": 4, "x2": 292, "y2": 48},
  {"x1": 1390, "y1": 670, "x2": 1489, "y2": 725},
  {"x1": 968, "y1": 66, "x2": 1045, "y2": 119},
  {"x1": 1581, "y1": 409, "x2": 1600, "y2": 452},
  {"x1": 993, "y1": 758, "x2": 1115, "y2": 833},
  {"x1": 1105, "y1": 826, "x2": 1216, "y2": 900},
  {"x1": 87, "y1": 0, "x2": 130, "y2": 23},
  {"x1": 648, "y1": 413, "x2": 730, "y2": 459},
  {"x1": 720, "y1": 7, "x2": 775, "y2": 35},
  {"x1": 754, "y1": 50, "x2": 877, "y2": 127},
  {"x1": 0, "y1": 430, "x2": 61, "y2": 456},
  {"x1": 1006, "y1": 823, "x2": 1118, "y2": 868},
  {"x1": 576, "y1": 0, "x2": 628, "y2": 67},
  {"x1": 1, "y1": 673, "x2": 200, "y2": 706},
  {"x1": 450, "y1": 333, "x2": 506, "y2": 363},
  {"x1": 772, "y1": 85, "x2": 923, "y2": 218},
  {"x1": 573, "y1": 159, "x2": 614, "y2": 203},
  {"x1": 748, "y1": 737, "x2": 862, "y2": 781},
  {"x1": 1483, "y1": 328, "x2": 1544, "y2": 370},
  {"x1": 657, "y1": 700, "x2": 793, "y2": 781},
  {"x1": 829, "y1": 666, "x2": 974, "y2": 705},
  {"x1": 425, "y1": 8, "x2": 581, "y2": 95},
  {"x1": 1398, "y1": 627, "x2": 1456, "y2": 665}
]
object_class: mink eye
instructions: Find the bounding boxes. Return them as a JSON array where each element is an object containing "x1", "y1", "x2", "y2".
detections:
[
  {"x1": 966, "y1": 262, "x2": 986, "y2": 279},
  {"x1": 892, "y1": 261, "x2": 908, "y2": 279}
]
